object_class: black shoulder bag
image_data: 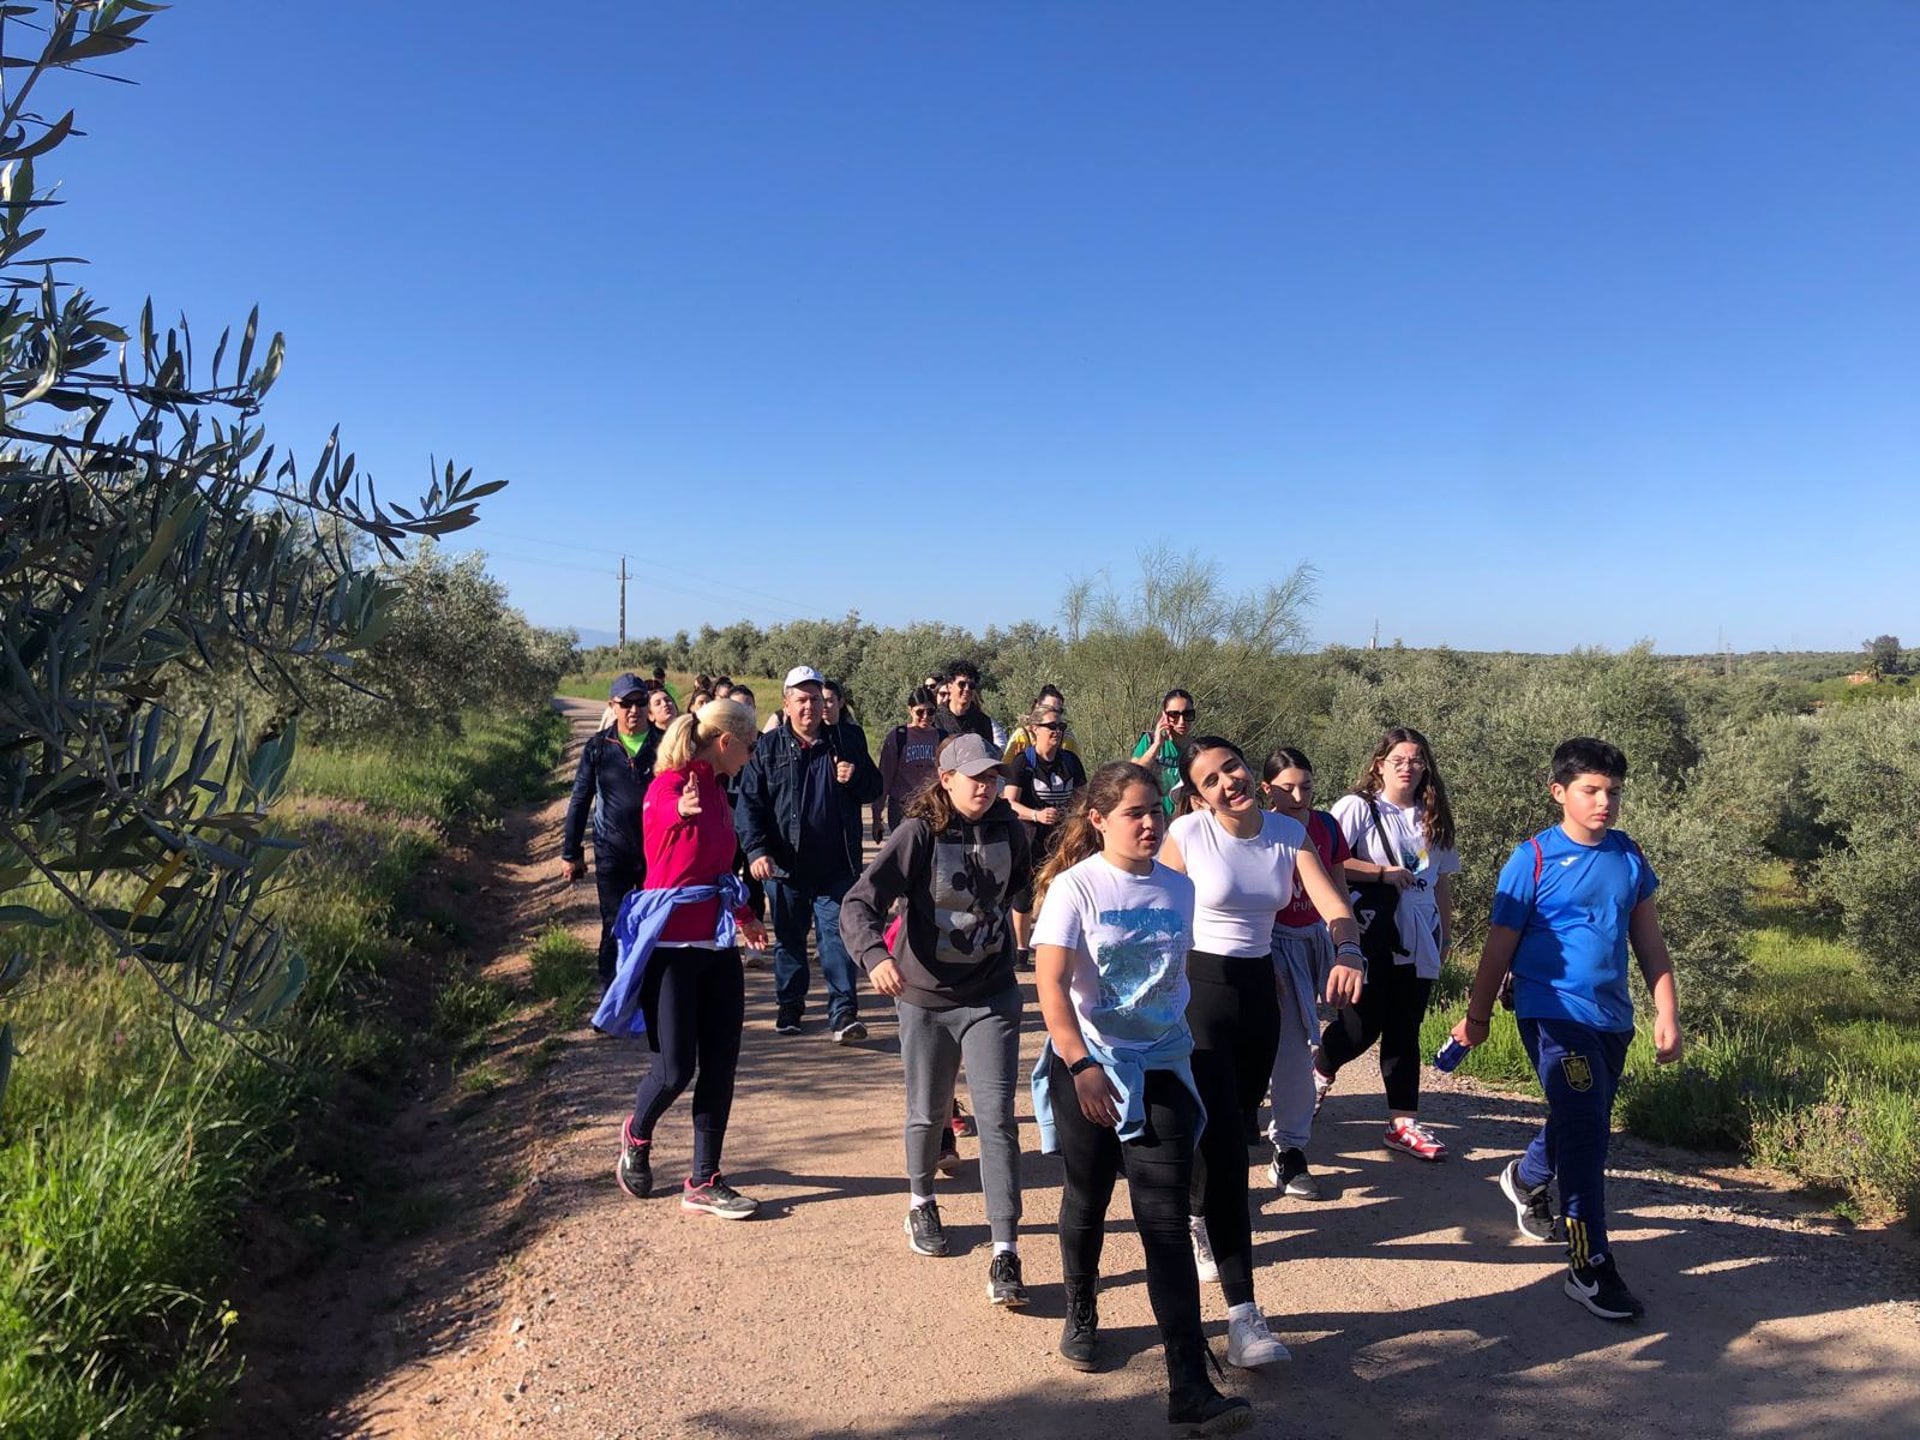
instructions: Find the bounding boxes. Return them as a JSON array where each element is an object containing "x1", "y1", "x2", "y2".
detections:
[{"x1": 1349, "y1": 798, "x2": 1411, "y2": 969}]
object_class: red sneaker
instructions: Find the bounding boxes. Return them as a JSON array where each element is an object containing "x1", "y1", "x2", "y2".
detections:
[
  {"x1": 950, "y1": 1099, "x2": 977, "y2": 1139},
  {"x1": 1383, "y1": 1118, "x2": 1447, "y2": 1161}
]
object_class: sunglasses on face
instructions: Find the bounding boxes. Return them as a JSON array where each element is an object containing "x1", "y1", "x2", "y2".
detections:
[
  {"x1": 952, "y1": 680, "x2": 974, "y2": 692},
  {"x1": 615, "y1": 697, "x2": 647, "y2": 709},
  {"x1": 1034, "y1": 722, "x2": 1063, "y2": 732},
  {"x1": 1164, "y1": 708, "x2": 1194, "y2": 719},
  {"x1": 910, "y1": 707, "x2": 932, "y2": 718}
]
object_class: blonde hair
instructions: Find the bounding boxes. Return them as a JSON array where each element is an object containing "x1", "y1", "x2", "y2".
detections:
[{"x1": 654, "y1": 698, "x2": 757, "y2": 774}]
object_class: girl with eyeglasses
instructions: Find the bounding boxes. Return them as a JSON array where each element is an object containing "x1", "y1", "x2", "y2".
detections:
[
  {"x1": 878, "y1": 686, "x2": 944, "y2": 835},
  {"x1": 1315, "y1": 726, "x2": 1460, "y2": 1162}
]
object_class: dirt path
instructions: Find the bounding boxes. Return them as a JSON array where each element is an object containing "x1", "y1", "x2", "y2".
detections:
[{"x1": 318, "y1": 700, "x2": 1920, "y2": 1440}]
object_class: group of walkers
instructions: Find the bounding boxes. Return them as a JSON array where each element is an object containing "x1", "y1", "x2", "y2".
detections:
[{"x1": 562, "y1": 663, "x2": 1686, "y2": 1438}]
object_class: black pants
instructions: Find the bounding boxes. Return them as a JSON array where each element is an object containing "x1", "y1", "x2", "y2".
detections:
[
  {"x1": 1047, "y1": 1054, "x2": 1204, "y2": 1353},
  {"x1": 1185, "y1": 949, "x2": 1282, "y2": 1308},
  {"x1": 1317, "y1": 958, "x2": 1434, "y2": 1114},
  {"x1": 594, "y1": 858, "x2": 644, "y2": 984},
  {"x1": 629, "y1": 946, "x2": 745, "y2": 1182}
]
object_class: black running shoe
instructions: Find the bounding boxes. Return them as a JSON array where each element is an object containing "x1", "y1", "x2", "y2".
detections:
[
  {"x1": 1500, "y1": 1159, "x2": 1561, "y2": 1244},
  {"x1": 1565, "y1": 1255, "x2": 1645, "y2": 1320},
  {"x1": 774, "y1": 1011, "x2": 802, "y2": 1035},
  {"x1": 681, "y1": 1173, "x2": 759, "y2": 1220},
  {"x1": 986, "y1": 1251, "x2": 1030, "y2": 1307},
  {"x1": 616, "y1": 1132, "x2": 651, "y2": 1200},
  {"x1": 905, "y1": 1199, "x2": 948, "y2": 1256},
  {"x1": 936, "y1": 1126, "x2": 963, "y2": 1176}
]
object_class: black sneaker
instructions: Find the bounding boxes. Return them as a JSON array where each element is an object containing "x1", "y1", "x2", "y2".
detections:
[
  {"x1": 986, "y1": 1251, "x2": 1030, "y2": 1307},
  {"x1": 1058, "y1": 1282, "x2": 1098, "y2": 1371},
  {"x1": 1167, "y1": 1388, "x2": 1253, "y2": 1437},
  {"x1": 616, "y1": 1131, "x2": 651, "y2": 1200},
  {"x1": 905, "y1": 1199, "x2": 947, "y2": 1256},
  {"x1": 1565, "y1": 1255, "x2": 1645, "y2": 1320},
  {"x1": 832, "y1": 1019, "x2": 867, "y2": 1045},
  {"x1": 1500, "y1": 1159, "x2": 1561, "y2": 1244},
  {"x1": 774, "y1": 1012, "x2": 802, "y2": 1035},
  {"x1": 681, "y1": 1173, "x2": 759, "y2": 1220},
  {"x1": 1267, "y1": 1145, "x2": 1321, "y2": 1199},
  {"x1": 936, "y1": 1126, "x2": 963, "y2": 1176}
]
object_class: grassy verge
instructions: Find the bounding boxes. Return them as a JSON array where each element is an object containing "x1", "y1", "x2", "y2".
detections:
[
  {"x1": 1419, "y1": 867, "x2": 1920, "y2": 1226},
  {"x1": 0, "y1": 708, "x2": 567, "y2": 1436}
]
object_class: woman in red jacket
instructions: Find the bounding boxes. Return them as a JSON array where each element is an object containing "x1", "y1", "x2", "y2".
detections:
[{"x1": 614, "y1": 698, "x2": 767, "y2": 1219}]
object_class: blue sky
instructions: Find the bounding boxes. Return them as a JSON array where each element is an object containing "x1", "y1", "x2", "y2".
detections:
[{"x1": 46, "y1": 2, "x2": 1919, "y2": 653}]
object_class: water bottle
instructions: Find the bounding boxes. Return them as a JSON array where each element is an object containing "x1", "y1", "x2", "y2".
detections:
[{"x1": 1432, "y1": 1037, "x2": 1471, "y2": 1073}]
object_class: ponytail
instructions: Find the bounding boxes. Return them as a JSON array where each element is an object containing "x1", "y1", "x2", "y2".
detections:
[
  {"x1": 654, "y1": 698, "x2": 756, "y2": 774},
  {"x1": 1031, "y1": 761, "x2": 1160, "y2": 914}
]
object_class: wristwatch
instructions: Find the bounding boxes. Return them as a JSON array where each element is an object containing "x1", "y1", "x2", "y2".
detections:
[{"x1": 1067, "y1": 1055, "x2": 1101, "y2": 1076}]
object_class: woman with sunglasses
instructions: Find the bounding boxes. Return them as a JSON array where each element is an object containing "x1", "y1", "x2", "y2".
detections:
[
  {"x1": 1131, "y1": 690, "x2": 1198, "y2": 817},
  {"x1": 1004, "y1": 704, "x2": 1088, "y2": 966},
  {"x1": 878, "y1": 686, "x2": 944, "y2": 836}
]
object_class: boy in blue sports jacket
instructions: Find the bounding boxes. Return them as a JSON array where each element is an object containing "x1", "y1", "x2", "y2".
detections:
[{"x1": 1450, "y1": 737, "x2": 1684, "y2": 1321}]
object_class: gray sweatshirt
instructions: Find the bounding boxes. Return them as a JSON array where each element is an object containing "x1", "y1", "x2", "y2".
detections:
[{"x1": 840, "y1": 801, "x2": 1031, "y2": 1011}]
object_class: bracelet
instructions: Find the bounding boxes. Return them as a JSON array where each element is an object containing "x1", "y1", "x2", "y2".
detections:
[
  {"x1": 1466, "y1": 1013, "x2": 1491, "y2": 1026},
  {"x1": 1334, "y1": 941, "x2": 1363, "y2": 959},
  {"x1": 1067, "y1": 1055, "x2": 1101, "y2": 1076}
]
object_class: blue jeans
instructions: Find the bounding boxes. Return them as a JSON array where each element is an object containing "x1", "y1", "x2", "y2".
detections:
[
  {"x1": 769, "y1": 875, "x2": 860, "y2": 1028},
  {"x1": 1517, "y1": 1017, "x2": 1632, "y2": 1268}
]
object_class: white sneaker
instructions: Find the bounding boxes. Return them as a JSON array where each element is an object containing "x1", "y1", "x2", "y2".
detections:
[
  {"x1": 1189, "y1": 1215, "x2": 1219, "y2": 1284},
  {"x1": 1226, "y1": 1306, "x2": 1292, "y2": 1367}
]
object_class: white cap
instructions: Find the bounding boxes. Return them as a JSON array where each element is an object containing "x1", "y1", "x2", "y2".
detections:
[{"x1": 782, "y1": 665, "x2": 826, "y2": 691}]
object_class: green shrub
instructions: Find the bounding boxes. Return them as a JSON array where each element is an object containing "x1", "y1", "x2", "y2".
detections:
[
  {"x1": 528, "y1": 926, "x2": 599, "y2": 1018},
  {"x1": 1808, "y1": 697, "x2": 1920, "y2": 1003}
]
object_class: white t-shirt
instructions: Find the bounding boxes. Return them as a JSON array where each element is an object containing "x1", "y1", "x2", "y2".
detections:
[
  {"x1": 1167, "y1": 809, "x2": 1307, "y2": 958},
  {"x1": 1329, "y1": 792, "x2": 1460, "y2": 978},
  {"x1": 1032, "y1": 854, "x2": 1195, "y2": 1051}
]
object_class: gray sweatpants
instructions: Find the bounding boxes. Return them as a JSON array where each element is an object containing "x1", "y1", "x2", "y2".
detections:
[
  {"x1": 897, "y1": 988, "x2": 1024, "y2": 1245},
  {"x1": 1267, "y1": 923, "x2": 1334, "y2": 1152}
]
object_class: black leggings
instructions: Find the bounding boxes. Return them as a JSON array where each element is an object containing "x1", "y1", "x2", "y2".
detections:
[
  {"x1": 1316, "y1": 958, "x2": 1434, "y2": 1114},
  {"x1": 629, "y1": 946, "x2": 745, "y2": 1182},
  {"x1": 1047, "y1": 1054, "x2": 1204, "y2": 1353},
  {"x1": 1185, "y1": 949, "x2": 1282, "y2": 1308}
]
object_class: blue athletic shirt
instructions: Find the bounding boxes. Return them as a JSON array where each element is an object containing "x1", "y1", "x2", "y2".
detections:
[{"x1": 1490, "y1": 827, "x2": 1658, "y2": 1033}]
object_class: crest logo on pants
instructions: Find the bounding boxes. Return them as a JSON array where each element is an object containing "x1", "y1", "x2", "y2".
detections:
[{"x1": 1561, "y1": 1054, "x2": 1594, "y2": 1092}]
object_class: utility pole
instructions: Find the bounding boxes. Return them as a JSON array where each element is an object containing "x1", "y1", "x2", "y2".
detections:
[{"x1": 618, "y1": 556, "x2": 628, "y2": 646}]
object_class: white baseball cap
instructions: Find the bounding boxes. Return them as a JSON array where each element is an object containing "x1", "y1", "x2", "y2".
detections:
[{"x1": 782, "y1": 665, "x2": 826, "y2": 691}]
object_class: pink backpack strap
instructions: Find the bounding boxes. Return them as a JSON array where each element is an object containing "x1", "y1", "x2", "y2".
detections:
[{"x1": 1529, "y1": 836, "x2": 1545, "y2": 884}]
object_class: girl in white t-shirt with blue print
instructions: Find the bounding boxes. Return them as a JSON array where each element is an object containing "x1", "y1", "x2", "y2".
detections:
[
  {"x1": 1029, "y1": 761, "x2": 1252, "y2": 1437},
  {"x1": 1316, "y1": 726, "x2": 1460, "y2": 1162}
]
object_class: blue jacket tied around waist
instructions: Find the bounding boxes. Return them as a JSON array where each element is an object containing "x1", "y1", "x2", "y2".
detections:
[
  {"x1": 1030, "y1": 1023, "x2": 1207, "y2": 1152},
  {"x1": 592, "y1": 874, "x2": 749, "y2": 1041}
]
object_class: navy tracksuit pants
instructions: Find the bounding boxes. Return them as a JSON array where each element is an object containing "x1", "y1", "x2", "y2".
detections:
[{"x1": 1516, "y1": 1017, "x2": 1631, "y2": 1267}]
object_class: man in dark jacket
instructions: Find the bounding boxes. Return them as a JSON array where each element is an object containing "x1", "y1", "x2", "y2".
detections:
[
  {"x1": 561, "y1": 673, "x2": 661, "y2": 984},
  {"x1": 735, "y1": 665, "x2": 884, "y2": 1041}
]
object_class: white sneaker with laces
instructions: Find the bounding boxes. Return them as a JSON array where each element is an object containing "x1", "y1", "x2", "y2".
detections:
[
  {"x1": 1226, "y1": 1306, "x2": 1292, "y2": 1367},
  {"x1": 1188, "y1": 1215, "x2": 1219, "y2": 1284}
]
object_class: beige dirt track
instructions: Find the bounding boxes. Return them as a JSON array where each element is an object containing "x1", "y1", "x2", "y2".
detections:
[{"x1": 305, "y1": 700, "x2": 1920, "y2": 1440}]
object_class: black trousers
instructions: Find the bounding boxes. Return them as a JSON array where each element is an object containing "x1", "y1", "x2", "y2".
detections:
[
  {"x1": 1185, "y1": 949, "x2": 1282, "y2": 1308},
  {"x1": 1317, "y1": 958, "x2": 1434, "y2": 1114},
  {"x1": 594, "y1": 857, "x2": 644, "y2": 984},
  {"x1": 629, "y1": 946, "x2": 746, "y2": 1183},
  {"x1": 1047, "y1": 1054, "x2": 1204, "y2": 1353}
]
